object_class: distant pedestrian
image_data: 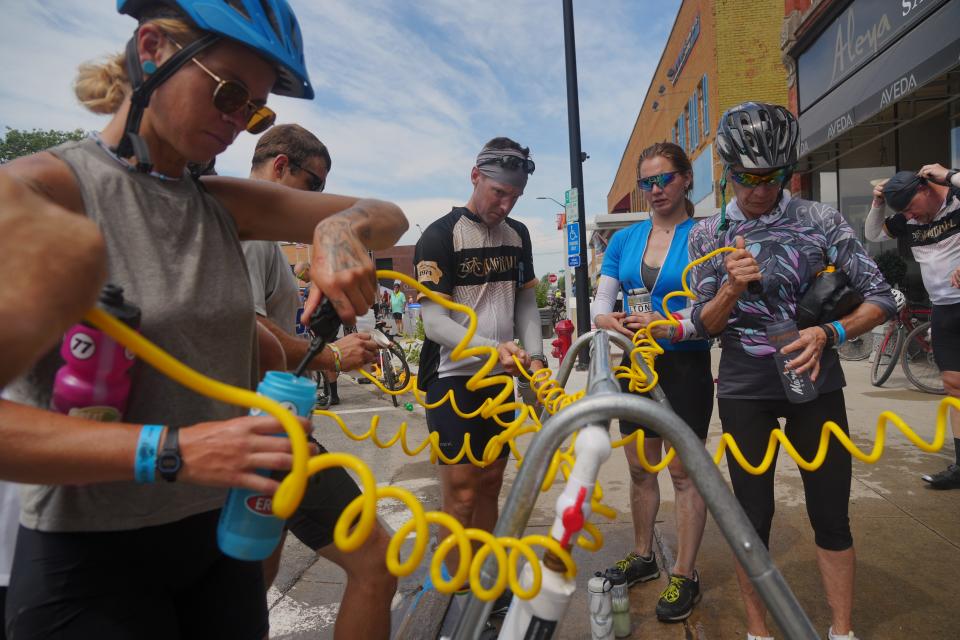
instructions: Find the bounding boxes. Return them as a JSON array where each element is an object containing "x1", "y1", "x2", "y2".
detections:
[{"x1": 391, "y1": 281, "x2": 407, "y2": 336}]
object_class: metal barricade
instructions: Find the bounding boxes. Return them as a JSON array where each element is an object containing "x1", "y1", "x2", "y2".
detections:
[{"x1": 452, "y1": 330, "x2": 817, "y2": 640}]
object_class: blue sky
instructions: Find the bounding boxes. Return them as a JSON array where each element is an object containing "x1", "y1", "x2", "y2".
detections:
[{"x1": 0, "y1": 1, "x2": 680, "y2": 275}]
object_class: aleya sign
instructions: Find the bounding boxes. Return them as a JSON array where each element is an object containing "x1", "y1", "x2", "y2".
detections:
[{"x1": 797, "y1": 0, "x2": 944, "y2": 111}]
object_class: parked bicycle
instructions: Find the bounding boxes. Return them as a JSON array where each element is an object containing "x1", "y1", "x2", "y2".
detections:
[
  {"x1": 372, "y1": 319, "x2": 411, "y2": 407},
  {"x1": 870, "y1": 290, "x2": 943, "y2": 393}
]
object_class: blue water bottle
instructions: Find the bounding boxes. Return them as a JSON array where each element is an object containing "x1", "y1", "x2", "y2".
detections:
[{"x1": 217, "y1": 371, "x2": 317, "y2": 561}]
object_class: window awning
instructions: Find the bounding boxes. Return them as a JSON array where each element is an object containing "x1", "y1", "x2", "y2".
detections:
[{"x1": 798, "y1": 0, "x2": 960, "y2": 156}]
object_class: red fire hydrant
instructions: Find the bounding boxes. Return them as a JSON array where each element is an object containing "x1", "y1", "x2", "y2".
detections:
[{"x1": 551, "y1": 319, "x2": 575, "y2": 364}]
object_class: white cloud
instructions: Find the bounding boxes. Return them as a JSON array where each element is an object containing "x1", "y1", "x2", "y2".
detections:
[{"x1": 0, "y1": 0, "x2": 679, "y2": 273}]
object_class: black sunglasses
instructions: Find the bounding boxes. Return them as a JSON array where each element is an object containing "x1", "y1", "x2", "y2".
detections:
[
  {"x1": 289, "y1": 160, "x2": 325, "y2": 192},
  {"x1": 477, "y1": 155, "x2": 536, "y2": 174}
]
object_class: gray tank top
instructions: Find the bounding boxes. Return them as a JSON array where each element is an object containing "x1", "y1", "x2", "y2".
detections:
[{"x1": 6, "y1": 138, "x2": 258, "y2": 532}]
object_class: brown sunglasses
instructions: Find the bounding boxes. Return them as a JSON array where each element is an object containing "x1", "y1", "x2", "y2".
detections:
[{"x1": 168, "y1": 37, "x2": 276, "y2": 134}]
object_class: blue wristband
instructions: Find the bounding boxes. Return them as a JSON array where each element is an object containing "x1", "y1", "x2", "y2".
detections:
[
  {"x1": 831, "y1": 321, "x2": 846, "y2": 346},
  {"x1": 135, "y1": 424, "x2": 164, "y2": 484}
]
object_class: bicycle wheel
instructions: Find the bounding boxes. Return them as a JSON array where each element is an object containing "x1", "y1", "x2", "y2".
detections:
[
  {"x1": 838, "y1": 332, "x2": 873, "y2": 361},
  {"x1": 381, "y1": 352, "x2": 399, "y2": 407},
  {"x1": 384, "y1": 345, "x2": 410, "y2": 391},
  {"x1": 900, "y1": 321, "x2": 944, "y2": 394},
  {"x1": 870, "y1": 326, "x2": 903, "y2": 387}
]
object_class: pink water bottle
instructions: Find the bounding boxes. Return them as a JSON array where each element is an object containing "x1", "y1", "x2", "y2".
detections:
[{"x1": 51, "y1": 284, "x2": 141, "y2": 421}]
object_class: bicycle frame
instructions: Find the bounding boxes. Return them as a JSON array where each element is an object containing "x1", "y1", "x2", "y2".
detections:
[{"x1": 452, "y1": 330, "x2": 817, "y2": 640}]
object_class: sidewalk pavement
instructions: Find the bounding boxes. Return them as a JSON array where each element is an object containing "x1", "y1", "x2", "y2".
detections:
[{"x1": 268, "y1": 348, "x2": 959, "y2": 639}]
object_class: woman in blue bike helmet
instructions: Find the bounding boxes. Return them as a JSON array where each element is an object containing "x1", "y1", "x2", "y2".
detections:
[{"x1": 1, "y1": 2, "x2": 407, "y2": 638}]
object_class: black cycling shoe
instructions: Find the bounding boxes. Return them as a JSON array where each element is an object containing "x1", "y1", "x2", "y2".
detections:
[
  {"x1": 922, "y1": 463, "x2": 960, "y2": 489},
  {"x1": 606, "y1": 551, "x2": 659, "y2": 587},
  {"x1": 655, "y1": 571, "x2": 701, "y2": 622},
  {"x1": 488, "y1": 589, "x2": 513, "y2": 618}
]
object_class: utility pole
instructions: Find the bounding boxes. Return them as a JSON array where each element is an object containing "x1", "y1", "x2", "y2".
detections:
[{"x1": 563, "y1": 0, "x2": 590, "y2": 368}]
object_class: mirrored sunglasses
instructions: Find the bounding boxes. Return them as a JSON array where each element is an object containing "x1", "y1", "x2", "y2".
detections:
[
  {"x1": 637, "y1": 171, "x2": 678, "y2": 191},
  {"x1": 477, "y1": 155, "x2": 536, "y2": 174},
  {"x1": 729, "y1": 167, "x2": 789, "y2": 188}
]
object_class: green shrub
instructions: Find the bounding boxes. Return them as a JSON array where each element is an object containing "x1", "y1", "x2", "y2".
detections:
[{"x1": 535, "y1": 278, "x2": 550, "y2": 308}]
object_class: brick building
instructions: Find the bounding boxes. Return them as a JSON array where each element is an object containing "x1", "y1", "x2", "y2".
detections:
[
  {"x1": 781, "y1": 0, "x2": 960, "y2": 293},
  {"x1": 607, "y1": 0, "x2": 789, "y2": 220}
]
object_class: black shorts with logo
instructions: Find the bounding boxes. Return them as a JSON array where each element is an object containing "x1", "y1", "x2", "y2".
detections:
[{"x1": 425, "y1": 376, "x2": 511, "y2": 465}]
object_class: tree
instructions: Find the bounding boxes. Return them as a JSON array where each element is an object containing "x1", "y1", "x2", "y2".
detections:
[{"x1": 0, "y1": 127, "x2": 86, "y2": 163}]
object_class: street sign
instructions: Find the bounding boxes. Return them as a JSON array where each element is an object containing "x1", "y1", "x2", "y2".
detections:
[
  {"x1": 568, "y1": 255, "x2": 580, "y2": 268},
  {"x1": 566, "y1": 222, "x2": 580, "y2": 258},
  {"x1": 548, "y1": 274, "x2": 558, "y2": 283},
  {"x1": 565, "y1": 187, "x2": 579, "y2": 208}
]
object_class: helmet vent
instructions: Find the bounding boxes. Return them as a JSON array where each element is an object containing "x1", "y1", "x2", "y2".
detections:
[
  {"x1": 258, "y1": 0, "x2": 283, "y2": 41},
  {"x1": 225, "y1": 0, "x2": 251, "y2": 20}
]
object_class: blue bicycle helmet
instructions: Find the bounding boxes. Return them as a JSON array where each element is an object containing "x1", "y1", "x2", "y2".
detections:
[{"x1": 118, "y1": 0, "x2": 313, "y2": 99}]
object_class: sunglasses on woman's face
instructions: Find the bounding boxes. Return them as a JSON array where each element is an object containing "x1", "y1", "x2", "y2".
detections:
[
  {"x1": 477, "y1": 155, "x2": 536, "y2": 174},
  {"x1": 637, "y1": 171, "x2": 678, "y2": 191},
  {"x1": 290, "y1": 160, "x2": 325, "y2": 192},
  {"x1": 168, "y1": 37, "x2": 276, "y2": 134},
  {"x1": 729, "y1": 167, "x2": 789, "y2": 188}
]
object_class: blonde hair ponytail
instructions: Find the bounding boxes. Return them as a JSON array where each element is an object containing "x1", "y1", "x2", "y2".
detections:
[
  {"x1": 73, "y1": 17, "x2": 204, "y2": 115},
  {"x1": 75, "y1": 53, "x2": 130, "y2": 115}
]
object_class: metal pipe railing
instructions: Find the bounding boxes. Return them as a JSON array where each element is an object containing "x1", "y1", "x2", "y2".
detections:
[{"x1": 452, "y1": 332, "x2": 817, "y2": 640}]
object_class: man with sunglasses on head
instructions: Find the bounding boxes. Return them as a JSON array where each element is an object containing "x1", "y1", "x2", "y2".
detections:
[
  {"x1": 688, "y1": 102, "x2": 894, "y2": 640},
  {"x1": 414, "y1": 137, "x2": 543, "y2": 618},
  {"x1": 241, "y1": 123, "x2": 396, "y2": 638},
  {"x1": 866, "y1": 164, "x2": 960, "y2": 489}
]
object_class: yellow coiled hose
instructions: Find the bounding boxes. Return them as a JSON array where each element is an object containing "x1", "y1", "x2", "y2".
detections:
[{"x1": 85, "y1": 260, "x2": 952, "y2": 602}]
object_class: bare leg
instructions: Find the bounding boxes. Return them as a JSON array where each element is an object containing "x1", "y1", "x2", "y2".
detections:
[
  {"x1": 733, "y1": 558, "x2": 771, "y2": 637},
  {"x1": 664, "y1": 439, "x2": 708, "y2": 577},
  {"x1": 622, "y1": 436, "x2": 664, "y2": 557},
  {"x1": 319, "y1": 523, "x2": 397, "y2": 640},
  {"x1": 816, "y1": 546, "x2": 855, "y2": 635},
  {"x1": 438, "y1": 459, "x2": 507, "y2": 575}
]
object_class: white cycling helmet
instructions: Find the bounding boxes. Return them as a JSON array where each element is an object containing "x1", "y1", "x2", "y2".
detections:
[{"x1": 891, "y1": 288, "x2": 906, "y2": 312}]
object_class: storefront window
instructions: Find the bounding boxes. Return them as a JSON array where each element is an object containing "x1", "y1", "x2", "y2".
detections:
[{"x1": 837, "y1": 166, "x2": 896, "y2": 258}]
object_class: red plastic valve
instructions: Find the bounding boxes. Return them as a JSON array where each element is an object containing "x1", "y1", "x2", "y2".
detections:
[{"x1": 558, "y1": 486, "x2": 588, "y2": 548}]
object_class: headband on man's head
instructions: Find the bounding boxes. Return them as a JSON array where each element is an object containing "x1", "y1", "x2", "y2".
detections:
[{"x1": 475, "y1": 146, "x2": 533, "y2": 189}]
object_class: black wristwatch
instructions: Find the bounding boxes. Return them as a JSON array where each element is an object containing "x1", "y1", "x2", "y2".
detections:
[
  {"x1": 157, "y1": 426, "x2": 182, "y2": 482},
  {"x1": 819, "y1": 324, "x2": 836, "y2": 349},
  {"x1": 946, "y1": 169, "x2": 959, "y2": 186},
  {"x1": 529, "y1": 353, "x2": 549, "y2": 367}
]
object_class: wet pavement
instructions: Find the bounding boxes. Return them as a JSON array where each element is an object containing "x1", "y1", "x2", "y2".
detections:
[{"x1": 268, "y1": 350, "x2": 959, "y2": 639}]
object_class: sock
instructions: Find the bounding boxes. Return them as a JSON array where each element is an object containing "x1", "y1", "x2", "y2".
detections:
[
  {"x1": 329, "y1": 381, "x2": 339, "y2": 399},
  {"x1": 954, "y1": 437, "x2": 960, "y2": 464},
  {"x1": 747, "y1": 634, "x2": 774, "y2": 640},
  {"x1": 828, "y1": 626, "x2": 854, "y2": 639}
]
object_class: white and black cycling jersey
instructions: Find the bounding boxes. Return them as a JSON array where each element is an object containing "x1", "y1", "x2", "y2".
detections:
[{"x1": 881, "y1": 188, "x2": 960, "y2": 306}]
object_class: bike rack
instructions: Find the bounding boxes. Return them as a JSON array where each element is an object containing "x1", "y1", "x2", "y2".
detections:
[{"x1": 452, "y1": 330, "x2": 818, "y2": 640}]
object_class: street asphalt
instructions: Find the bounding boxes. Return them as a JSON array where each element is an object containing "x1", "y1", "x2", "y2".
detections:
[{"x1": 267, "y1": 347, "x2": 959, "y2": 639}]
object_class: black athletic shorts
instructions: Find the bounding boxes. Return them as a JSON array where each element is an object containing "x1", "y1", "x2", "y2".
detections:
[
  {"x1": 617, "y1": 349, "x2": 714, "y2": 440},
  {"x1": 425, "y1": 376, "x2": 511, "y2": 465},
  {"x1": 392, "y1": 312, "x2": 403, "y2": 320},
  {"x1": 5, "y1": 510, "x2": 267, "y2": 640},
  {"x1": 931, "y1": 301, "x2": 960, "y2": 372},
  {"x1": 286, "y1": 440, "x2": 362, "y2": 551}
]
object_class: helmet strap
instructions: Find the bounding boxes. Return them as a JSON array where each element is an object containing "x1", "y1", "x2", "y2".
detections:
[
  {"x1": 114, "y1": 30, "x2": 220, "y2": 173},
  {"x1": 717, "y1": 171, "x2": 729, "y2": 235}
]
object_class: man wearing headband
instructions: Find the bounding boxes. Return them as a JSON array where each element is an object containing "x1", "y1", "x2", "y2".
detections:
[
  {"x1": 414, "y1": 137, "x2": 544, "y2": 617},
  {"x1": 866, "y1": 163, "x2": 960, "y2": 489}
]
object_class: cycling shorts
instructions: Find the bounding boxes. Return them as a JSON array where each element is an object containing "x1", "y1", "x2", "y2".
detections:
[
  {"x1": 5, "y1": 510, "x2": 267, "y2": 640},
  {"x1": 286, "y1": 439, "x2": 362, "y2": 551},
  {"x1": 617, "y1": 349, "x2": 714, "y2": 440},
  {"x1": 425, "y1": 376, "x2": 511, "y2": 465},
  {"x1": 931, "y1": 301, "x2": 960, "y2": 372}
]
